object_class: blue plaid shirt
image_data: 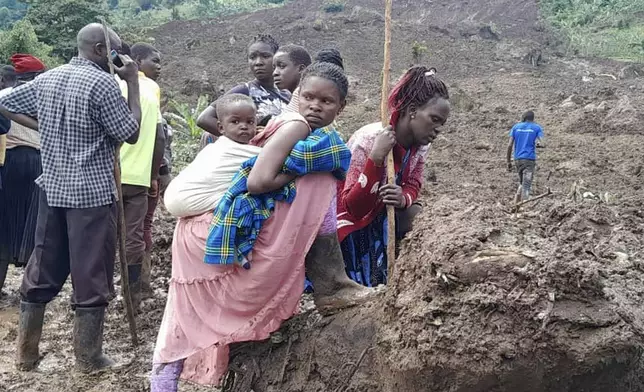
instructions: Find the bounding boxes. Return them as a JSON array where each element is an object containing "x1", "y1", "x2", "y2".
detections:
[{"x1": 0, "y1": 57, "x2": 138, "y2": 208}]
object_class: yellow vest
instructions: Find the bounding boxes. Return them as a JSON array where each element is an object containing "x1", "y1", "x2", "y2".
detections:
[{"x1": 118, "y1": 72, "x2": 162, "y2": 187}]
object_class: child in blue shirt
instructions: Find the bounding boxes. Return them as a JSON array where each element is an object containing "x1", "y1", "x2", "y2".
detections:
[{"x1": 507, "y1": 111, "x2": 543, "y2": 202}]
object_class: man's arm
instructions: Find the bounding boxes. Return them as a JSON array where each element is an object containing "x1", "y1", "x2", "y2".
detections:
[
  {"x1": 0, "y1": 110, "x2": 38, "y2": 130},
  {"x1": 0, "y1": 81, "x2": 39, "y2": 131},
  {"x1": 114, "y1": 54, "x2": 142, "y2": 144},
  {"x1": 506, "y1": 136, "x2": 514, "y2": 171},
  {"x1": 124, "y1": 79, "x2": 141, "y2": 144}
]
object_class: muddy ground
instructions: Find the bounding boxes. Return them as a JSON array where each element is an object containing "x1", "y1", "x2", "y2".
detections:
[{"x1": 2, "y1": 0, "x2": 644, "y2": 390}]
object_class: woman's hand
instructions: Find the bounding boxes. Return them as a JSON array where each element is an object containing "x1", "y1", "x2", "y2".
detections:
[
  {"x1": 369, "y1": 126, "x2": 396, "y2": 166},
  {"x1": 379, "y1": 183, "x2": 405, "y2": 208}
]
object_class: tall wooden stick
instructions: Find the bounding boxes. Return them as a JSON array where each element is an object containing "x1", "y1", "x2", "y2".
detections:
[
  {"x1": 381, "y1": 0, "x2": 396, "y2": 279},
  {"x1": 100, "y1": 18, "x2": 139, "y2": 347}
]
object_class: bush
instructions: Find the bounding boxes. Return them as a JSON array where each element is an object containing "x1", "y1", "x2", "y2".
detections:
[
  {"x1": 0, "y1": 19, "x2": 59, "y2": 67},
  {"x1": 322, "y1": 0, "x2": 344, "y2": 13}
]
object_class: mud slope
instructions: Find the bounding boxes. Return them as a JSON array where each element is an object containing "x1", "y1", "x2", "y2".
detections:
[{"x1": 2, "y1": 0, "x2": 644, "y2": 390}]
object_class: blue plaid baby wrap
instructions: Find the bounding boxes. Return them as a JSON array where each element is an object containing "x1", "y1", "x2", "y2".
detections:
[{"x1": 204, "y1": 123, "x2": 350, "y2": 267}]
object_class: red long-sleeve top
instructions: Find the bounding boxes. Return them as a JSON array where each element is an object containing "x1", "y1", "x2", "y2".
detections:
[{"x1": 337, "y1": 123, "x2": 428, "y2": 242}]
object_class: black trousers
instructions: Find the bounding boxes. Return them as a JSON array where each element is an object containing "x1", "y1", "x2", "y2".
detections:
[{"x1": 20, "y1": 193, "x2": 117, "y2": 307}]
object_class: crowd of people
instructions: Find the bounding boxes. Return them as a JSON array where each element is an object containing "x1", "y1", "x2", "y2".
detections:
[{"x1": 0, "y1": 18, "x2": 543, "y2": 392}]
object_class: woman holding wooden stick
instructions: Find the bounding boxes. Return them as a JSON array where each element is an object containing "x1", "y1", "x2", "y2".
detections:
[{"x1": 337, "y1": 66, "x2": 451, "y2": 287}]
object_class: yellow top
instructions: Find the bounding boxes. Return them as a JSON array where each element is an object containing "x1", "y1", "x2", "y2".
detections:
[{"x1": 118, "y1": 72, "x2": 162, "y2": 187}]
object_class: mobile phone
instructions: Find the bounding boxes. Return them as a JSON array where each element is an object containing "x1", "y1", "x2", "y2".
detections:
[{"x1": 110, "y1": 50, "x2": 124, "y2": 67}]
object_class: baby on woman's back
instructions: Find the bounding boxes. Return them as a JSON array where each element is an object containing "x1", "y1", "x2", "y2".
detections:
[{"x1": 164, "y1": 94, "x2": 260, "y2": 218}]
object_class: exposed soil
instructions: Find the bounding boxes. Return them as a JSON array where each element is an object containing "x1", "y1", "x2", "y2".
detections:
[{"x1": 2, "y1": 0, "x2": 644, "y2": 391}]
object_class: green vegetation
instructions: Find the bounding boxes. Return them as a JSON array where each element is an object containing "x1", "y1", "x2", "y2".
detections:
[
  {"x1": 411, "y1": 40, "x2": 427, "y2": 65},
  {"x1": 0, "y1": 19, "x2": 58, "y2": 67},
  {"x1": 540, "y1": 0, "x2": 644, "y2": 61},
  {"x1": 0, "y1": 0, "x2": 285, "y2": 65},
  {"x1": 322, "y1": 0, "x2": 344, "y2": 13}
]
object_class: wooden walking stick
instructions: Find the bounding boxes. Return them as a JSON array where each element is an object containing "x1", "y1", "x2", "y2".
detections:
[
  {"x1": 100, "y1": 19, "x2": 139, "y2": 346},
  {"x1": 381, "y1": 0, "x2": 396, "y2": 278}
]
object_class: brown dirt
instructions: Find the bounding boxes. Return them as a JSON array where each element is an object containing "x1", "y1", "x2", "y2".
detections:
[{"x1": 2, "y1": 0, "x2": 644, "y2": 390}]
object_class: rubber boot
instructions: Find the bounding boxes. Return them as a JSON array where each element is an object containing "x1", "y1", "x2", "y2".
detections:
[
  {"x1": 16, "y1": 301, "x2": 45, "y2": 371},
  {"x1": 141, "y1": 252, "x2": 153, "y2": 300},
  {"x1": 73, "y1": 306, "x2": 116, "y2": 373},
  {"x1": 305, "y1": 234, "x2": 383, "y2": 314},
  {"x1": 128, "y1": 263, "x2": 143, "y2": 312}
]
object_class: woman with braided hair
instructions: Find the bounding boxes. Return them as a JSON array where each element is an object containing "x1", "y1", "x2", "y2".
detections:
[{"x1": 337, "y1": 66, "x2": 451, "y2": 287}]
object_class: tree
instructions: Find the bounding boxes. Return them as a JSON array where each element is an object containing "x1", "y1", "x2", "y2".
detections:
[
  {"x1": 24, "y1": 0, "x2": 110, "y2": 60},
  {"x1": 0, "y1": 7, "x2": 12, "y2": 29},
  {"x1": 0, "y1": 19, "x2": 57, "y2": 67}
]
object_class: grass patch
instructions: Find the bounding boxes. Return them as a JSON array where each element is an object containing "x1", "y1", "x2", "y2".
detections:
[{"x1": 540, "y1": 0, "x2": 644, "y2": 61}]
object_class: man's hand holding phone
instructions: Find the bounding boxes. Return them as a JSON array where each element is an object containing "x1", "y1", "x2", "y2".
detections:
[{"x1": 111, "y1": 50, "x2": 138, "y2": 83}]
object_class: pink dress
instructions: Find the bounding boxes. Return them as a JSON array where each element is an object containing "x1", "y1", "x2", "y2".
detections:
[{"x1": 153, "y1": 172, "x2": 336, "y2": 386}]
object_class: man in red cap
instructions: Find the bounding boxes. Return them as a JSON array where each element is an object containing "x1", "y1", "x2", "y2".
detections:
[{"x1": 10, "y1": 54, "x2": 46, "y2": 83}]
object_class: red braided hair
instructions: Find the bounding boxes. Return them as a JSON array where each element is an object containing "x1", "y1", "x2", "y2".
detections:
[{"x1": 388, "y1": 66, "x2": 449, "y2": 128}]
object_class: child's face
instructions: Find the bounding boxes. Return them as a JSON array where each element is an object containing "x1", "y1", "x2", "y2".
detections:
[
  {"x1": 298, "y1": 76, "x2": 345, "y2": 130},
  {"x1": 272, "y1": 51, "x2": 302, "y2": 92},
  {"x1": 218, "y1": 102, "x2": 257, "y2": 144},
  {"x1": 138, "y1": 51, "x2": 162, "y2": 81}
]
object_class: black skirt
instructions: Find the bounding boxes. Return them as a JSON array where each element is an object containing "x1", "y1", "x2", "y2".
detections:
[{"x1": 0, "y1": 146, "x2": 42, "y2": 266}]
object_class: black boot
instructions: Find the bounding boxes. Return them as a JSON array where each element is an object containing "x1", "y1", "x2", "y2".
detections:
[
  {"x1": 127, "y1": 263, "x2": 142, "y2": 312},
  {"x1": 305, "y1": 234, "x2": 382, "y2": 314},
  {"x1": 16, "y1": 301, "x2": 45, "y2": 371},
  {"x1": 73, "y1": 306, "x2": 116, "y2": 373}
]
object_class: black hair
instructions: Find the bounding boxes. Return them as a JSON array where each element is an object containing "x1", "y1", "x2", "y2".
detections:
[
  {"x1": 131, "y1": 42, "x2": 159, "y2": 61},
  {"x1": 215, "y1": 93, "x2": 256, "y2": 119},
  {"x1": 301, "y1": 62, "x2": 348, "y2": 100},
  {"x1": 277, "y1": 44, "x2": 312, "y2": 67},
  {"x1": 522, "y1": 111, "x2": 535, "y2": 122},
  {"x1": 121, "y1": 42, "x2": 132, "y2": 56},
  {"x1": 250, "y1": 34, "x2": 279, "y2": 54},
  {"x1": 314, "y1": 48, "x2": 344, "y2": 69},
  {"x1": 389, "y1": 65, "x2": 449, "y2": 126},
  {"x1": 0, "y1": 65, "x2": 16, "y2": 84}
]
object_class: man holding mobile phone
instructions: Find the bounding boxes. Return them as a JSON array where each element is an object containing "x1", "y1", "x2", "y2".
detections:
[{"x1": 0, "y1": 23, "x2": 142, "y2": 374}]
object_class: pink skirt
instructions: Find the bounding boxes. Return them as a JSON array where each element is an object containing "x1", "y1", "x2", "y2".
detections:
[{"x1": 153, "y1": 173, "x2": 336, "y2": 386}]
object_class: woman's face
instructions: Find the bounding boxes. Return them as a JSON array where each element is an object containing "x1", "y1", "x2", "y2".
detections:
[
  {"x1": 248, "y1": 42, "x2": 275, "y2": 84},
  {"x1": 298, "y1": 76, "x2": 345, "y2": 129},
  {"x1": 409, "y1": 97, "x2": 450, "y2": 146},
  {"x1": 272, "y1": 51, "x2": 302, "y2": 92}
]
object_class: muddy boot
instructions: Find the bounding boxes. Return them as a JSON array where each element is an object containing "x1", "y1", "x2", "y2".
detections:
[
  {"x1": 306, "y1": 234, "x2": 383, "y2": 314},
  {"x1": 127, "y1": 263, "x2": 142, "y2": 312},
  {"x1": 16, "y1": 301, "x2": 45, "y2": 371},
  {"x1": 141, "y1": 252, "x2": 153, "y2": 300},
  {"x1": 73, "y1": 306, "x2": 116, "y2": 373}
]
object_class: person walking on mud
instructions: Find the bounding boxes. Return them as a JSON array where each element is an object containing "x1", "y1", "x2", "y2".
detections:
[
  {"x1": 506, "y1": 110, "x2": 543, "y2": 202},
  {"x1": 0, "y1": 23, "x2": 141, "y2": 373}
]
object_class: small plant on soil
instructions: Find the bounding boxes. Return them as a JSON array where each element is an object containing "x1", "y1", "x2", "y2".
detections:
[
  {"x1": 165, "y1": 94, "x2": 210, "y2": 138},
  {"x1": 322, "y1": 0, "x2": 345, "y2": 13},
  {"x1": 411, "y1": 40, "x2": 428, "y2": 64}
]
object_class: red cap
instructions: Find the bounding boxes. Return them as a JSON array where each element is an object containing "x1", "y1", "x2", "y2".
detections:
[{"x1": 10, "y1": 54, "x2": 46, "y2": 74}]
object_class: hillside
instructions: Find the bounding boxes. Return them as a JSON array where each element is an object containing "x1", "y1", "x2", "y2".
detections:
[{"x1": 1, "y1": 0, "x2": 644, "y2": 391}]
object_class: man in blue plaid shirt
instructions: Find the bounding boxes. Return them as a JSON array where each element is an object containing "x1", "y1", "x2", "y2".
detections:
[{"x1": 0, "y1": 23, "x2": 142, "y2": 374}]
